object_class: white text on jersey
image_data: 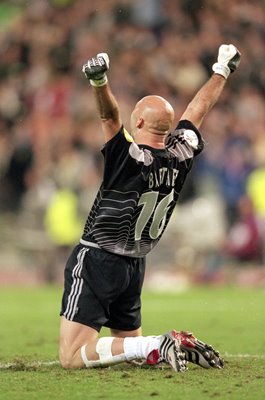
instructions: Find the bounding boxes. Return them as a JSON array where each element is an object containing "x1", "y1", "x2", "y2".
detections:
[{"x1": 148, "y1": 167, "x2": 179, "y2": 189}]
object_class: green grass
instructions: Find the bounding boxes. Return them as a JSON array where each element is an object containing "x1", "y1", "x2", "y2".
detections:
[{"x1": 0, "y1": 286, "x2": 265, "y2": 400}]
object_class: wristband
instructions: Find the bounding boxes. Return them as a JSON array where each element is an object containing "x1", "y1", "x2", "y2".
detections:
[
  {"x1": 89, "y1": 75, "x2": 108, "y2": 87},
  {"x1": 212, "y1": 63, "x2": 230, "y2": 79}
]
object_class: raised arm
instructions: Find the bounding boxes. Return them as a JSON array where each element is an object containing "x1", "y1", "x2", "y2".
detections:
[
  {"x1": 82, "y1": 53, "x2": 122, "y2": 142},
  {"x1": 180, "y1": 44, "x2": 241, "y2": 128}
]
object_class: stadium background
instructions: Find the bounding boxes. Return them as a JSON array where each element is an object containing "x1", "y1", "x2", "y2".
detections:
[{"x1": 0, "y1": 0, "x2": 264, "y2": 288}]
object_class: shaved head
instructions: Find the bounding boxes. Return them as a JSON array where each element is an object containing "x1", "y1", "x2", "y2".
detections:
[{"x1": 130, "y1": 95, "x2": 175, "y2": 137}]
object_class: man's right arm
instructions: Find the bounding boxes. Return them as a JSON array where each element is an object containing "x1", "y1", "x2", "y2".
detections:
[{"x1": 82, "y1": 53, "x2": 122, "y2": 142}]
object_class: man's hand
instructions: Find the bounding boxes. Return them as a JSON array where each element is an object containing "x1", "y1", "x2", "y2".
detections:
[
  {"x1": 82, "y1": 53, "x2": 110, "y2": 87},
  {"x1": 212, "y1": 44, "x2": 241, "y2": 79}
]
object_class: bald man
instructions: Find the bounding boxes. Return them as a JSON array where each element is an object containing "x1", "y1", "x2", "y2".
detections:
[{"x1": 59, "y1": 46, "x2": 241, "y2": 371}]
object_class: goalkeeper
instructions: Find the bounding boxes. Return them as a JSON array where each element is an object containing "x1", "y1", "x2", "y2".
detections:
[{"x1": 59, "y1": 45, "x2": 241, "y2": 371}]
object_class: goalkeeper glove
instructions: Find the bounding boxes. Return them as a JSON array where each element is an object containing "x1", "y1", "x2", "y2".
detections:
[
  {"x1": 82, "y1": 53, "x2": 109, "y2": 87},
  {"x1": 212, "y1": 44, "x2": 241, "y2": 79}
]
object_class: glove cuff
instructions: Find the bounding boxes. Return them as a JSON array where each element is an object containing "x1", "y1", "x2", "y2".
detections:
[
  {"x1": 89, "y1": 75, "x2": 108, "y2": 87},
  {"x1": 212, "y1": 63, "x2": 230, "y2": 79}
]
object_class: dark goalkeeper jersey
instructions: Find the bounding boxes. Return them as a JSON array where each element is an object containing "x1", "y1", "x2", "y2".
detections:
[{"x1": 82, "y1": 119, "x2": 204, "y2": 257}]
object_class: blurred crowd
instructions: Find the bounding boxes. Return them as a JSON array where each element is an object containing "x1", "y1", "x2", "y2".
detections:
[{"x1": 0, "y1": 0, "x2": 264, "y2": 280}]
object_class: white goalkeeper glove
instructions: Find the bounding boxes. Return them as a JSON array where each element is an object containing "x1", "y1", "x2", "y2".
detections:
[
  {"x1": 82, "y1": 53, "x2": 109, "y2": 87},
  {"x1": 212, "y1": 44, "x2": 241, "y2": 79}
]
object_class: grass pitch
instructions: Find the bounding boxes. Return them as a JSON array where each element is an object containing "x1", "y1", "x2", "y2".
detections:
[{"x1": 0, "y1": 285, "x2": 265, "y2": 400}]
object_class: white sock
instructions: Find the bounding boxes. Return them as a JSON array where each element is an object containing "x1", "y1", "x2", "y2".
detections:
[{"x1": 123, "y1": 336, "x2": 161, "y2": 360}]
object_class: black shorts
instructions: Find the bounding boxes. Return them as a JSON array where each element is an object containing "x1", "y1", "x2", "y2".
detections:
[{"x1": 60, "y1": 244, "x2": 146, "y2": 332}]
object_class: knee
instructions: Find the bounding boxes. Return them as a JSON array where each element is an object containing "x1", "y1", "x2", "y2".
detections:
[
  {"x1": 59, "y1": 345, "x2": 79, "y2": 369},
  {"x1": 59, "y1": 317, "x2": 99, "y2": 368},
  {"x1": 59, "y1": 356, "x2": 74, "y2": 369},
  {"x1": 59, "y1": 353, "x2": 73, "y2": 369}
]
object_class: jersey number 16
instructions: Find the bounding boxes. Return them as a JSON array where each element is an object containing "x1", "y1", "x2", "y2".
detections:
[{"x1": 135, "y1": 189, "x2": 174, "y2": 241}]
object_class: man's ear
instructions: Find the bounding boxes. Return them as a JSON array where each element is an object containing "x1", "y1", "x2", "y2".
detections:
[{"x1": 136, "y1": 117, "x2": 144, "y2": 128}]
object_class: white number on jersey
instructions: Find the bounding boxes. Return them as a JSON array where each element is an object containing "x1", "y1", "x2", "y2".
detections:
[{"x1": 135, "y1": 189, "x2": 174, "y2": 240}]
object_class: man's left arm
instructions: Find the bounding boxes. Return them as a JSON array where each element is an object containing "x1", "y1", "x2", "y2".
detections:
[{"x1": 180, "y1": 44, "x2": 241, "y2": 129}]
